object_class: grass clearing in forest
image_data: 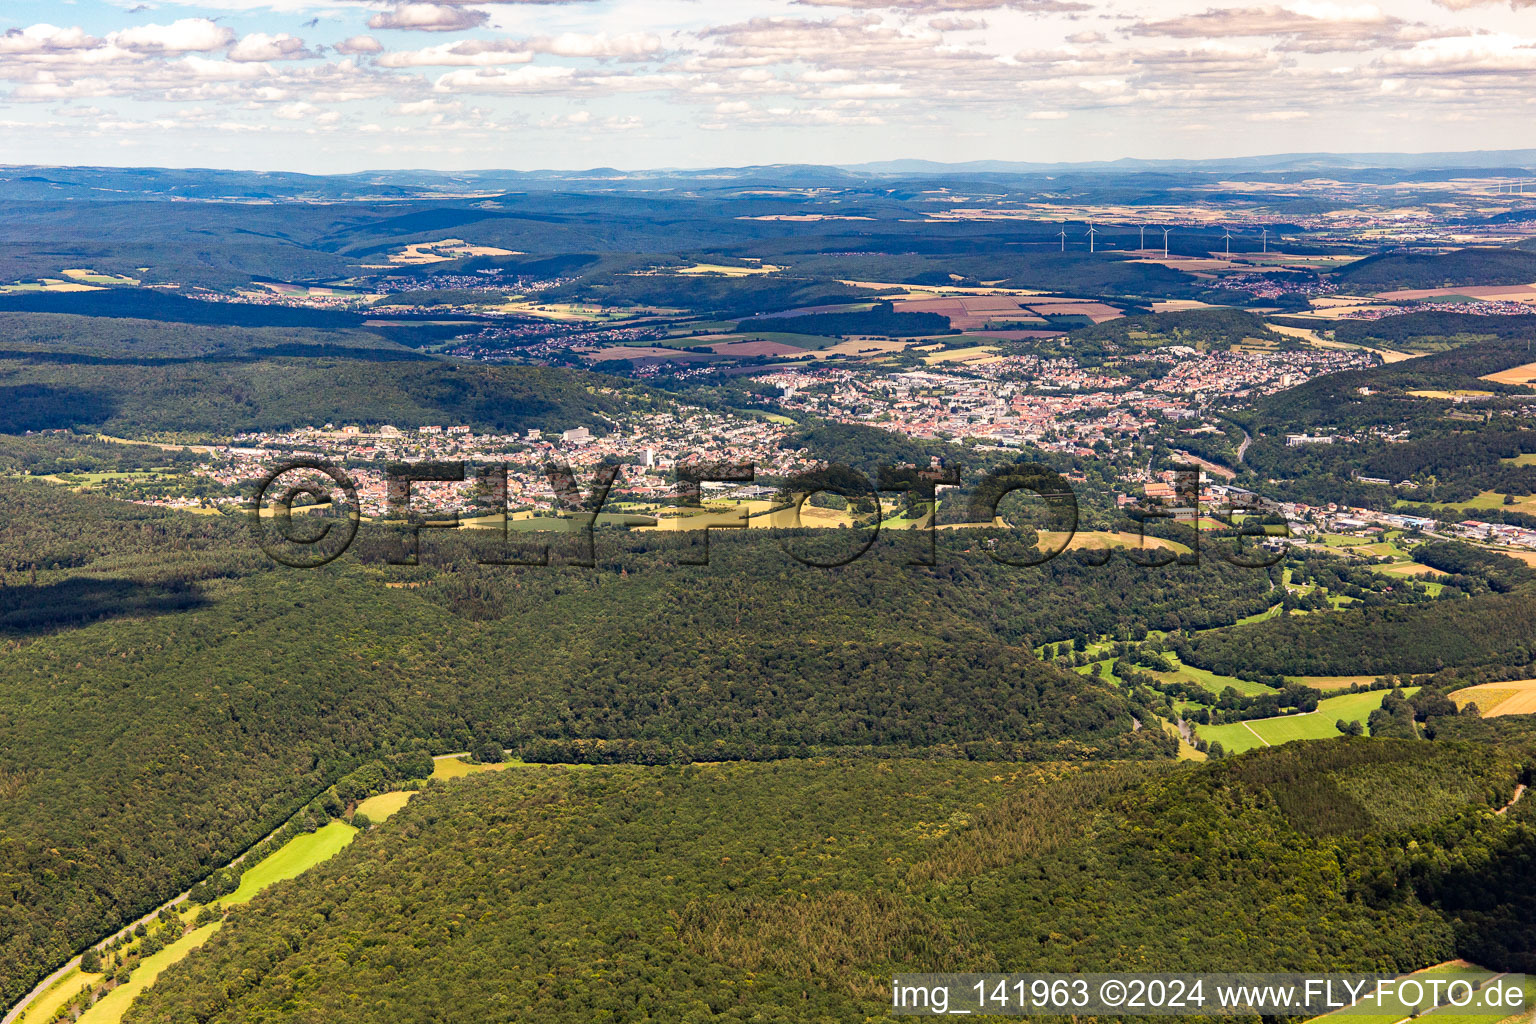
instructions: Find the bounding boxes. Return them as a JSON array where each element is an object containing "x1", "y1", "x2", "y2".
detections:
[
  {"x1": 1291, "y1": 675, "x2": 1379, "y2": 691},
  {"x1": 14, "y1": 968, "x2": 105, "y2": 1024},
  {"x1": 74, "y1": 923, "x2": 223, "y2": 1024},
  {"x1": 1151, "y1": 656, "x2": 1277, "y2": 698},
  {"x1": 218, "y1": 821, "x2": 356, "y2": 907},
  {"x1": 431, "y1": 754, "x2": 524, "y2": 780},
  {"x1": 355, "y1": 790, "x2": 415, "y2": 820}
]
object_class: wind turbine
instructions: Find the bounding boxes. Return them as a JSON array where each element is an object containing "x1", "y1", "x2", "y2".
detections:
[
  {"x1": 1222, "y1": 227, "x2": 1234, "y2": 256},
  {"x1": 1086, "y1": 223, "x2": 1098, "y2": 254},
  {"x1": 1261, "y1": 226, "x2": 1269, "y2": 254},
  {"x1": 1162, "y1": 227, "x2": 1171, "y2": 258},
  {"x1": 1058, "y1": 224, "x2": 1068, "y2": 252},
  {"x1": 1140, "y1": 225, "x2": 1146, "y2": 251}
]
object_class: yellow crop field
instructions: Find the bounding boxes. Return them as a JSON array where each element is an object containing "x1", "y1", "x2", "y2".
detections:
[
  {"x1": 1035, "y1": 530, "x2": 1191, "y2": 555},
  {"x1": 1451, "y1": 679, "x2": 1536, "y2": 717},
  {"x1": 1482, "y1": 360, "x2": 1536, "y2": 386},
  {"x1": 674, "y1": 262, "x2": 782, "y2": 276},
  {"x1": 380, "y1": 238, "x2": 523, "y2": 265}
]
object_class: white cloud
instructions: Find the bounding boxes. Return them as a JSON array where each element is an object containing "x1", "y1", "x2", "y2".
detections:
[
  {"x1": 109, "y1": 19, "x2": 234, "y2": 54},
  {"x1": 274, "y1": 100, "x2": 317, "y2": 119},
  {"x1": 395, "y1": 97, "x2": 462, "y2": 114},
  {"x1": 1382, "y1": 33, "x2": 1536, "y2": 74},
  {"x1": 379, "y1": 40, "x2": 533, "y2": 67},
  {"x1": 334, "y1": 35, "x2": 384, "y2": 55},
  {"x1": 433, "y1": 64, "x2": 577, "y2": 92},
  {"x1": 530, "y1": 32, "x2": 664, "y2": 59},
  {"x1": 228, "y1": 33, "x2": 316, "y2": 62},
  {"x1": 368, "y1": 4, "x2": 490, "y2": 32},
  {"x1": 0, "y1": 24, "x2": 99, "y2": 54}
]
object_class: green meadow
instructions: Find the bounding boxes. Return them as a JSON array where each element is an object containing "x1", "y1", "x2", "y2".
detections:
[
  {"x1": 1198, "y1": 689, "x2": 1420, "y2": 754},
  {"x1": 219, "y1": 821, "x2": 356, "y2": 907}
]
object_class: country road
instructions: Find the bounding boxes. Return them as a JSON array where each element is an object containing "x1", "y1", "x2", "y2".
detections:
[{"x1": 1236, "y1": 429, "x2": 1252, "y2": 465}]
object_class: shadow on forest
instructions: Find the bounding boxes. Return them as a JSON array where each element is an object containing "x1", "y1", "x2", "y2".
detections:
[
  {"x1": 0, "y1": 576, "x2": 206, "y2": 636},
  {"x1": 0, "y1": 384, "x2": 117, "y2": 432},
  {"x1": 1421, "y1": 810, "x2": 1536, "y2": 973}
]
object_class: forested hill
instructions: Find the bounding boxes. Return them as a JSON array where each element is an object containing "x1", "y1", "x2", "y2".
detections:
[
  {"x1": 1333, "y1": 246, "x2": 1536, "y2": 292},
  {"x1": 0, "y1": 480, "x2": 1293, "y2": 1006},
  {"x1": 1251, "y1": 329, "x2": 1536, "y2": 430},
  {"x1": 0, "y1": 313, "x2": 642, "y2": 436},
  {"x1": 1183, "y1": 545, "x2": 1536, "y2": 679},
  {"x1": 123, "y1": 735, "x2": 1536, "y2": 1023}
]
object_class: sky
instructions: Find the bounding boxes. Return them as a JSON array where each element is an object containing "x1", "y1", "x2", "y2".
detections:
[{"x1": 2, "y1": 0, "x2": 1536, "y2": 172}]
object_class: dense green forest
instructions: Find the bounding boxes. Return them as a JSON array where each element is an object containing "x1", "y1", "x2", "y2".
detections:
[
  {"x1": 10, "y1": 171, "x2": 1536, "y2": 1024},
  {"x1": 0, "y1": 479, "x2": 1294, "y2": 1005},
  {"x1": 1057, "y1": 307, "x2": 1286, "y2": 358},
  {"x1": 1332, "y1": 247, "x2": 1536, "y2": 292},
  {"x1": 1234, "y1": 331, "x2": 1536, "y2": 506},
  {"x1": 1182, "y1": 585, "x2": 1536, "y2": 678},
  {"x1": 123, "y1": 731, "x2": 1536, "y2": 1024},
  {"x1": 0, "y1": 314, "x2": 642, "y2": 435},
  {"x1": 1279, "y1": 311, "x2": 1536, "y2": 353}
]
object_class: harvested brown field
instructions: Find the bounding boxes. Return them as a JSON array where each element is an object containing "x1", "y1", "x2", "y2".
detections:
[
  {"x1": 709, "y1": 340, "x2": 805, "y2": 357},
  {"x1": 1450, "y1": 679, "x2": 1536, "y2": 717},
  {"x1": 813, "y1": 338, "x2": 910, "y2": 358},
  {"x1": 1023, "y1": 300, "x2": 1122, "y2": 322},
  {"x1": 585, "y1": 346, "x2": 718, "y2": 363},
  {"x1": 894, "y1": 295, "x2": 1039, "y2": 330},
  {"x1": 962, "y1": 329, "x2": 1063, "y2": 340},
  {"x1": 1481, "y1": 360, "x2": 1536, "y2": 386},
  {"x1": 1379, "y1": 284, "x2": 1536, "y2": 301}
]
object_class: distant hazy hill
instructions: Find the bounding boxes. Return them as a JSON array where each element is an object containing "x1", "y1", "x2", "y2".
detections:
[{"x1": 5, "y1": 147, "x2": 1536, "y2": 201}]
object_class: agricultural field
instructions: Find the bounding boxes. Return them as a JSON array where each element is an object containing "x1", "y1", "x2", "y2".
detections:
[
  {"x1": 1293, "y1": 675, "x2": 1383, "y2": 691},
  {"x1": 0, "y1": 278, "x2": 105, "y2": 293},
  {"x1": 373, "y1": 239, "x2": 523, "y2": 265},
  {"x1": 1450, "y1": 680, "x2": 1536, "y2": 717},
  {"x1": 673, "y1": 261, "x2": 782, "y2": 276},
  {"x1": 1034, "y1": 530, "x2": 1192, "y2": 555},
  {"x1": 1483, "y1": 361, "x2": 1536, "y2": 387},
  {"x1": 61, "y1": 269, "x2": 139, "y2": 286}
]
